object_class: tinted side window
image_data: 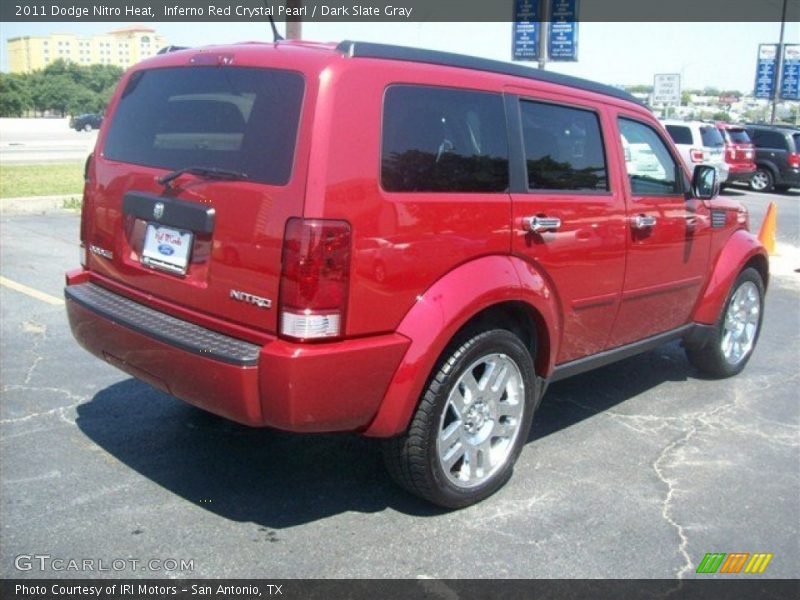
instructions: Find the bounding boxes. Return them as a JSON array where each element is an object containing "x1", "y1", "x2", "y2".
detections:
[
  {"x1": 520, "y1": 101, "x2": 608, "y2": 191},
  {"x1": 619, "y1": 118, "x2": 681, "y2": 195},
  {"x1": 751, "y1": 130, "x2": 788, "y2": 150},
  {"x1": 381, "y1": 86, "x2": 509, "y2": 193},
  {"x1": 665, "y1": 125, "x2": 693, "y2": 145}
]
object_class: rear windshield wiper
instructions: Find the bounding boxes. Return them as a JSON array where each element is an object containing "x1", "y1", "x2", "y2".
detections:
[{"x1": 157, "y1": 166, "x2": 249, "y2": 187}]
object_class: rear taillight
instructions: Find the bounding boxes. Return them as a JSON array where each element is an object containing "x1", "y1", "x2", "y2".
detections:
[
  {"x1": 788, "y1": 152, "x2": 800, "y2": 169},
  {"x1": 80, "y1": 153, "x2": 92, "y2": 267},
  {"x1": 279, "y1": 218, "x2": 351, "y2": 341},
  {"x1": 690, "y1": 149, "x2": 705, "y2": 163},
  {"x1": 727, "y1": 146, "x2": 736, "y2": 161}
]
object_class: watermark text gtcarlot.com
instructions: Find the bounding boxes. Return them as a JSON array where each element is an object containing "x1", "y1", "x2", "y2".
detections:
[{"x1": 14, "y1": 554, "x2": 194, "y2": 573}]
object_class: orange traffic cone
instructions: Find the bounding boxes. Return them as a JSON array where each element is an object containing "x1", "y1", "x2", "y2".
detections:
[{"x1": 757, "y1": 202, "x2": 777, "y2": 256}]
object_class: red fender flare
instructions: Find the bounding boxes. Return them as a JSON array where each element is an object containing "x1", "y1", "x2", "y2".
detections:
[
  {"x1": 691, "y1": 229, "x2": 769, "y2": 324},
  {"x1": 363, "y1": 255, "x2": 561, "y2": 437}
]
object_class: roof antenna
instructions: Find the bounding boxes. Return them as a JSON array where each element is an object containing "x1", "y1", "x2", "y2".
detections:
[{"x1": 267, "y1": 9, "x2": 284, "y2": 42}]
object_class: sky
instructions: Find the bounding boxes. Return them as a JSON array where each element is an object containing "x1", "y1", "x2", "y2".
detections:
[{"x1": 1, "y1": 21, "x2": 796, "y2": 93}]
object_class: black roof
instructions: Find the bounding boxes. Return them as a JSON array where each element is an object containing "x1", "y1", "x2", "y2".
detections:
[
  {"x1": 335, "y1": 40, "x2": 641, "y2": 105},
  {"x1": 745, "y1": 122, "x2": 799, "y2": 131}
]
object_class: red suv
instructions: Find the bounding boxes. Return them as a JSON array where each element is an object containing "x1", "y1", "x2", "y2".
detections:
[
  {"x1": 716, "y1": 122, "x2": 756, "y2": 187},
  {"x1": 65, "y1": 41, "x2": 768, "y2": 508}
]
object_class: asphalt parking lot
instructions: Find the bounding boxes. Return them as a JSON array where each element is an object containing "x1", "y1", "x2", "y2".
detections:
[{"x1": 1, "y1": 192, "x2": 798, "y2": 579}]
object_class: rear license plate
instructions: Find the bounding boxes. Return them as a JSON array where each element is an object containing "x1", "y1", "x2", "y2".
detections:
[{"x1": 141, "y1": 223, "x2": 193, "y2": 275}]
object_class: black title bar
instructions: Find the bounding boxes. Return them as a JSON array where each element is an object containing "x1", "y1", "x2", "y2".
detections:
[{"x1": 1, "y1": 0, "x2": 799, "y2": 22}]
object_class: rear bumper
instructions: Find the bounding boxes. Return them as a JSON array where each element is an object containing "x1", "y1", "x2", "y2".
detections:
[{"x1": 65, "y1": 278, "x2": 410, "y2": 432}]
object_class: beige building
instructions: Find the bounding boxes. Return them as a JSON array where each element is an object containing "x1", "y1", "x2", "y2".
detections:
[{"x1": 7, "y1": 27, "x2": 168, "y2": 73}]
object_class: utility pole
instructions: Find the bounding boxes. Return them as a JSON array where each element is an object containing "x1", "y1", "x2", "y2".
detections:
[
  {"x1": 770, "y1": 0, "x2": 788, "y2": 124},
  {"x1": 286, "y1": 0, "x2": 302, "y2": 40},
  {"x1": 537, "y1": 0, "x2": 548, "y2": 70}
]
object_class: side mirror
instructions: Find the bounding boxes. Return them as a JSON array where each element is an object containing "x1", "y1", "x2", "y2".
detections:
[{"x1": 692, "y1": 165, "x2": 719, "y2": 200}]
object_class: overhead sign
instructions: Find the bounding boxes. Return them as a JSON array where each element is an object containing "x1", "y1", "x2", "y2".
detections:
[
  {"x1": 548, "y1": 0, "x2": 579, "y2": 61},
  {"x1": 652, "y1": 73, "x2": 681, "y2": 106},
  {"x1": 754, "y1": 44, "x2": 778, "y2": 99},
  {"x1": 780, "y1": 44, "x2": 800, "y2": 100},
  {"x1": 512, "y1": 0, "x2": 540, "y2": 61}
]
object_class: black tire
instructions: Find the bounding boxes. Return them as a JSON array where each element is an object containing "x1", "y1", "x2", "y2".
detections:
[
  {"x1": 83, "y1": 123, "x2": 92, "y2": 132},
  {"x1": 382, "y1": 328, "x2": 537, "y2": 508},
  {"x1": 749, "y1": 168, "x2": 774, "y2": 192},
  {"x1": 685, "y1": 268, "x2": 765, "y2": 378}
]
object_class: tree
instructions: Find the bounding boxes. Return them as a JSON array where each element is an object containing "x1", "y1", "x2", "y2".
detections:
[
  {"x1": 712, "y1": 111, "x2": 731, "y2": 123},
  {"x1": 0, "y1": 73, "x2": 32, "y2": 117},
  {"x1": 3, "y1": 59, "x2": 125, "y2": 116}
]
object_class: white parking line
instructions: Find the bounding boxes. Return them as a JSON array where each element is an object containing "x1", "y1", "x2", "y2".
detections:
[{"x1": 0, "y1": 276, "x2": 64, "y2": 306}]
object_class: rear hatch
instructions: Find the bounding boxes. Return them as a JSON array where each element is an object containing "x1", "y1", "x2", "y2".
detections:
[
  {"x1": 85, "y1": 59, "x2": 307, "y2": 334},
  {"x1": 699, "y1": 125, "x2": 726, "y2": 167},
  {"x1": 721, "y1": 127, "x2": 755, "y2": 166}
]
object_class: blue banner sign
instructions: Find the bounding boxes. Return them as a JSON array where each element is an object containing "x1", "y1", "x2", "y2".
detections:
[
  {"x1": 780, "y1": 44, "x2": 800, "y2": 100},
  {"x1": 512, "y1": 0, "x2": 540, "y2": 61},
  {"x1": 548, "y1": 0, "x2": 579, "y2": 61},
  {"x1": 754, "y1": 44, "x2": 778, "y2": 99}
]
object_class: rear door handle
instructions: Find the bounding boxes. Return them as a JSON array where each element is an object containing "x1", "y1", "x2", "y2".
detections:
[
  {"x1": 525, "y1": 216, "x2": 562, "y2": 233},
  {"x1": 631, "y1": 214, "x2": 657, "y2": 229}
]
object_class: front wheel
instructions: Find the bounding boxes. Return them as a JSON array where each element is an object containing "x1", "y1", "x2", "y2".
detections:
[
  {"x1": 83, "y1": 123, "x2": 92, "y2": 132},
  {"x1": 686, "y1": 268, "x2": 764, "y2": 378},
  {"x1": 382, "y1": 329, "x2": 536, "y2": 508}
]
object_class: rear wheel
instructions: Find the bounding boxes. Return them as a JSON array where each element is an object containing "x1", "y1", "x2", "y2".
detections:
[
  {"x1": 750, "y1": 168, "x2": 774, "y2": 192},
  {"x1": 686, "y1": 268, "x2": 764, "y2": 378},
  {"x1": 83, "y1": 123, "x2": 92, "y2": 132},
  {"x1": 382, "y1": 329, "x2": 536, "y2": 508}
]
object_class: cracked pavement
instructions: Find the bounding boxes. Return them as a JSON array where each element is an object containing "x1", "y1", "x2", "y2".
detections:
[{"x1": 1, "y1": 202, "x2": 798, "y2": 579}]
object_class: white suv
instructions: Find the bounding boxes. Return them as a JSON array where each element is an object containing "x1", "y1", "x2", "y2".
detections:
[{"x1": 661, "y1": 120, "x2": 729, "y2": 183}]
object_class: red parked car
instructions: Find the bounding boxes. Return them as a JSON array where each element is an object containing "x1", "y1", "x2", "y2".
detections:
[
  {"x1": 65, "y1": 41, "x2": 768, "y2": 508},
  {"x1": 716, "y1": 122, "x2": 756, "y2": 187}
]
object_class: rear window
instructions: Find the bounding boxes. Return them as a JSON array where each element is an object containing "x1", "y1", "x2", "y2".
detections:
[
  {"x1": 665, "y1": 125, "x2": 693, "y2": 145},
  {"x1": 725, "y1": 128, "x2": 751, "y2": 144},
  {"x1": 103, "y1": 66, "x2": 304, "y2": 186},
  {"x1": 700, "y1": 126, "x2": 724, "y2": 147},
  {"x1": 793, "y1": 133, "x2": 800, "y2": 152},
  {"x1": 381, "y1": 85, "x2": 509, "y2": 193}
]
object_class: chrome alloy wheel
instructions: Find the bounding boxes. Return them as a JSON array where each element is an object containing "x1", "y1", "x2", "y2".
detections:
[
  {"x1": 750, "y1": 170, "x2": 770, "y2": 191},
  {"x1": 436, "y1": 353, "x2": 525, "y2": 488},
  {"x1": 721, "y1": 281, "x2": 760, "y2": 366}
]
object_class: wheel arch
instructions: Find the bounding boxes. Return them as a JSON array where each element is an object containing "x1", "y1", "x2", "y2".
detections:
[
  {"x1": 691, "y1": 229, "x2": 769, "y2": 324},
  {"x1": 755, "y1": 160, "x2": 780, "y2": 180},
  {"x1": 363, "y1": 255, "x2": 560, "y2": 437}
]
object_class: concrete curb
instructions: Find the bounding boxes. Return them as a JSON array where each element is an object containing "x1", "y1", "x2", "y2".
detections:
[{"x1": 0, "y1": 194, "x2": 81, "y2": 215}]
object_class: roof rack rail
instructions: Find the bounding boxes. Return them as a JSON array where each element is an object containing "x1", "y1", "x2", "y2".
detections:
[
  {"x1": 335, "y1": 40, "x2": 641, "y2": 105},
  {"x1": 157, "y1": 45, "x2": 189, "y2": 55}
]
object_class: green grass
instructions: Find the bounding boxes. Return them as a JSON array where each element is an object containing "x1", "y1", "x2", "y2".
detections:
[{"x1": 0, "y1": 162, "x2": 84, "y2": 198}]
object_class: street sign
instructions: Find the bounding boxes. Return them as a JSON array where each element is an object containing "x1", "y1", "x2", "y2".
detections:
[
  {"x1": 780, "y1": 44, "x2": 800, "y2": 100},
  {"x1": 653, "y1": 73, "x2": 681, "y2": 106},
  {"x1": 754, "y1": 44, "x2": 778, "y2": 99},
  {"x1": 512, "y1": 0, "x2": 540, "y2": 61},
  {"x1": 548, "y1": 0, "x2": 579, "y2": 61}
]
